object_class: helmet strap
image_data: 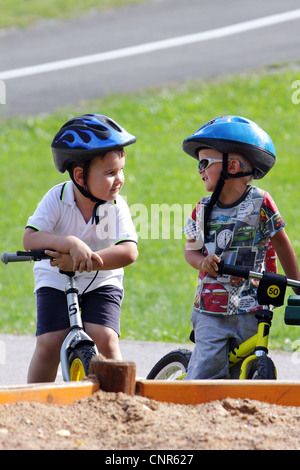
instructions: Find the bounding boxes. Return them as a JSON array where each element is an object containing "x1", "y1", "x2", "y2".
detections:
[
  {"x1": 203, "y1": 153, "x2": 229, "y2": 240},
  {"x1": 68, "y1": 162, "x2": 107, "y2": 224},
  {"x1": 203, "y1": 153, "x2": 253, "y2": 240}
]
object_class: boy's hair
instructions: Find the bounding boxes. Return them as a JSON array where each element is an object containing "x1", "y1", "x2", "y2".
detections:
[{"x1": 69, "y1": 148, "x2": 125, "y2": 173}]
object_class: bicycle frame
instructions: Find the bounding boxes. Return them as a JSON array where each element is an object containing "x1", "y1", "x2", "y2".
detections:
[
  {"x1": 59, "y1": 271, "x2": 98, "y2": 381},
  {"x1": 218, "y1": 260, "x2": 300, "y2": 379},
  {"x1": 228, "y1": 310, "x2": 272, "y2": 379}
]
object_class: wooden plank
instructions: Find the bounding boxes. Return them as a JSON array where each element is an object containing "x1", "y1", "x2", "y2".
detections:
[
  {"x1": 2, "y1": 377, "x2": 300, "y2": 408},
  {"x1": 0, "y1": 379, "x2": 99, "y2": 406},
  {"x1": 89, "y1": 357, "x2": 136, "y2": 394},
  {"x1": 136, "y1": 380, "x2": 300, "y2": 407}
]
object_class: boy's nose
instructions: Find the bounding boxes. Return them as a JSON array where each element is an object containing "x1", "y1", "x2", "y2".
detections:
[{"x1": 115, "y1": 171, "x2": 124, "y2": 183}]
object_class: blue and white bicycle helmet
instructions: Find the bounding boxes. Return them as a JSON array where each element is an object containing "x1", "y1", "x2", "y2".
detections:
[{"x1": 51, "y1": 113, "x2": 136, "y2": 223}]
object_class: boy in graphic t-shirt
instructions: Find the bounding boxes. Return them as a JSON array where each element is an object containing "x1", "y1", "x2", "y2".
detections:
[{"x1": 182, "y1": 115, "x2": 300, "y2": 379}]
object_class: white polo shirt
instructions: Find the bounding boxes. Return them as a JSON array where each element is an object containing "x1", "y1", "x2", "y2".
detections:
[{"x1": 26, "y1": 181, "x2": 138, "y2": 294}]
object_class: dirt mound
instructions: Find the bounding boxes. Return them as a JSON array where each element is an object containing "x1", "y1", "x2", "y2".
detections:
[{"x1": 0, "y1": 390, "x2": 299, "y2": 450}]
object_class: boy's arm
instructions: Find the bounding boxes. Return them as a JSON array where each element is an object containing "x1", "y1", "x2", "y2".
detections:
[
  {"x1": 184, "y1": 238, "x2": 220, "y2": 277},
  {"x1": 94, "y1": 241, "x2": 138, "y2": 270},
  {"x1": 24, "y1": 227, "x2": 76, "y2": 253},
  {"x1": 271, "y1": 228, "x2": 300, "y2": 294},
  {"x1": 23, "y1": 227, "x2": 103, "y2": 273},
  {"x1": 46, "y1": 241, "x2": 138, "y2": 272}
]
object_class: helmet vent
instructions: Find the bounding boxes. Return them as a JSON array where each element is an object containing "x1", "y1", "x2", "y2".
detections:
[
  {"x1": 59, "y1": 131, "x2": 74, "y2": 143},
  {"x1": 77, "y1": 129, "x2": 92, "y2": 143},
  {"x1": 105, "y1": 118, "x2": 122, "y2": 133}
]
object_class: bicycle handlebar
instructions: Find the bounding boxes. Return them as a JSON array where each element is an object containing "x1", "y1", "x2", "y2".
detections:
[
  {"x1": 1, "y1": 250, "x2": 77, "y2": 278},
  {"x1": 218, "y1": 260, "x2": 251, "y2": 280},
  {"x1": 1, "y1": 250, "x2": 52, "y2": 264},
  {"x1": 218, "y1": 260, "x2": 300, "y2": 289},
  {"x1": 2, "y1": 251, "x2": 300, "y2": 289}
]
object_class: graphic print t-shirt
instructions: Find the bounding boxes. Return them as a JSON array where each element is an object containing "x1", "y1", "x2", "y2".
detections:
[{"x1": 183, "y1": 186, "x2": 285, "y2": 315}]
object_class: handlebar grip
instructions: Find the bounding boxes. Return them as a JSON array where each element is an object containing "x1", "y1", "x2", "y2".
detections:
[
  {"x1": 1, "y1": 250, "x2": 53, "y2": 264},
  {"x1": 1, "y1": 251, "x2": 32, "y2": 264},
  {"x1": 218, "y1": 260, "x2": 250, "y2": 279}
]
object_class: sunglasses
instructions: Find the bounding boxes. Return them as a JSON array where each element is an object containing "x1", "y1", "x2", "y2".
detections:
[
  {"x1": 198, "y1": 158, "x2": 245, "y2": 172},
  {"x1": 198, "y1": 158, "x2": 223, "y2": 172}
]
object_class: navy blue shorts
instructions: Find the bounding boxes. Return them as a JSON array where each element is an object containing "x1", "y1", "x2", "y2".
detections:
[{"x1": 35, "y1": 285, "x2": 123, "y2": 337}]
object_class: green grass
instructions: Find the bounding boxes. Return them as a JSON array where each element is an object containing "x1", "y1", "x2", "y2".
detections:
[
  {"x1": 0, "y1": 0, "x2": 146, "y2": 30},
  {"x1": 1, "y1": 64, "x2": 300, "y2": 351}
]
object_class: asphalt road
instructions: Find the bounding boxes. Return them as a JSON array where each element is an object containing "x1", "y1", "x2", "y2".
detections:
[
  {"x1": 1, "y1": 0, "x2": 300, "y2": 117},
  {"x1": 1, "y1": 333, "x2": 300, "y2": 385},
  {"x1": 1, "y1": 0, "x2": 300, "y2": 385}
]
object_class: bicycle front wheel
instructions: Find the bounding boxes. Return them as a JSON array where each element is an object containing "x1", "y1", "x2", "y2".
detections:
[
  {"x1": 68, "y1": 344, "x2": 96, "y2": 381},
  {"x1": 246, "y1": 356, "x2": 277, "y2": 380},
  {"x1": 146, "y1": 349, "x2": 192, "y2": 380}
]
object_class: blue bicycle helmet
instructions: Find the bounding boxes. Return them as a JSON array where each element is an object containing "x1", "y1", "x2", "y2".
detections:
[
  {"x1": 182, "y1": 115, "x2": 276, "y2": 179},
  {"x1": 51, "y1": 113, "x2": 136, "y2": 173},
  {"x1": 51, "y1": 113, "x2": 136, "y2": 223}
]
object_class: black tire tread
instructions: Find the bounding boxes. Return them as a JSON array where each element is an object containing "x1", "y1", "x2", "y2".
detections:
[
  {"x1": 246, "y1": 356, "x2": 276, "y2": 380},
  {"x1": 146, "y1": 349, "x2": 192, "y2": 380},
  {"x1": 68, "y1": 344, "x2": 96, "y2": 379}
]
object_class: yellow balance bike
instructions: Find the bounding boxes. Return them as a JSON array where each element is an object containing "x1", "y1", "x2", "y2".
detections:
[{"x1": 147, "y1": 261, "x2": 300, "y2": 380}]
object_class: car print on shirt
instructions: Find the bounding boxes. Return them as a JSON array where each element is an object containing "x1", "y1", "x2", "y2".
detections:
[{"x1": 198, "y1": 282, "x2": 229, "y2": 313}]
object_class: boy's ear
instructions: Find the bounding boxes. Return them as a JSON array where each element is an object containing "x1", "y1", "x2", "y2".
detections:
[
  {"x1": 73, "y1": 166, "x2": 84, "y2": 186},
  {"x1": 227, "y1": 159, "x2": 240, "y2": 175}
]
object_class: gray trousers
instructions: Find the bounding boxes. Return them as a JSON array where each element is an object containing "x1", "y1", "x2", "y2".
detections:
[{"x1": 184, "y1": 308, "x2": 258, "y2": 380}]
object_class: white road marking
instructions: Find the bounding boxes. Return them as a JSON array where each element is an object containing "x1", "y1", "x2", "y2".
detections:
[{"x1": 1, "y1": 8, "x2": 300, "y2": 80}]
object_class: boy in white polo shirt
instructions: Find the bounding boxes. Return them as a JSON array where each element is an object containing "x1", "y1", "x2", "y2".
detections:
[{"x1": 23, "y1": 114, "x2": 138, "y2": 383}]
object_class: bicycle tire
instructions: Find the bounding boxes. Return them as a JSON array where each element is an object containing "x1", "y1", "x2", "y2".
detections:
[
  {"x1": 246, "y1": 356, "x2": 277, "y2": 380},
  {"x1": 146, "y1": 349, "x2": 192, "y2": 380},
  {"x1": 68, "y1": 344, "x2": 96, "y2": 381}
]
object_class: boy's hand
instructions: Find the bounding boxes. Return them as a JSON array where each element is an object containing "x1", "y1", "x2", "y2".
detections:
[
  {"x1": 45, "y1": 251, "x2": 74, "y2": 271},
  {"x1": 45, "y1": 238, "x2": 103, "y2": 273},
  {"x1": 199, "y1": 254, "x2": 221, "y2": 278},
  {"x1": 67, "y1": 238, "x2": 103, "y2": 272},
  {"x1": 45, "y1": 250, "x2": 104, "y2": 272}
]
